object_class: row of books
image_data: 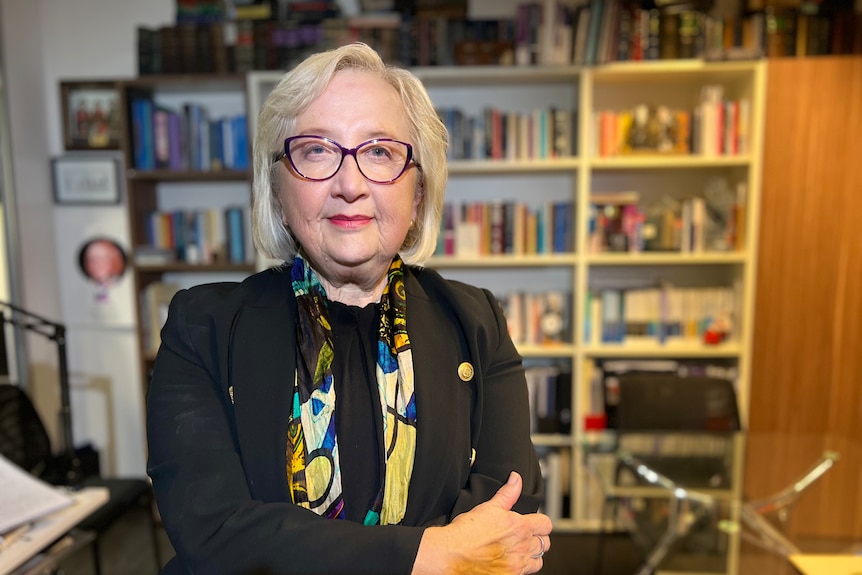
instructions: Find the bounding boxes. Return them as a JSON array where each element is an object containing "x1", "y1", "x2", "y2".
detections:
[
  {"x1": 518, "y1": 0, "x2": 861, "y2": 68},
  {"x1": 540, "y1": 0, "x2": 738, "y2": 66},
  {"x1": 140, "y1": 2, "x2": 862, "y2": 75},
  {"x1": 497, "y1": 290, "x2": 571, "y2": 348},
  {"x1": 536, "y1": 448, "x2": 570, "y2": 521},
  {"x1": 436, "y1": 106, "x2": 577, "y2": 162},
  {"x1": 591, "y1": 89, "x2": 751, "y2": 158},
  {"x1": 139, "y1": 207, "x2": 250, "y2": 265},
  {"x1": 526, "y1": 365, "x2": 572, "y2": 435},
  {"x1": 753, "y1": 7, "x2": 862, "y2": 58},
  {"x1": 141, "y1": 0, "x2": 344, "y2": 73},
  {"x1": 588, "y1": 187, "x2": 747, "y2": 255},
  {"x1": 139, "y1": 281, "x2": 180, "y2": 356},
  {"x1": 129, "y1": 97, "x2": 249, "y2": 172},
  {"x1": 435, "y1": 201, "x2": 575, "y2": 258},
  {"x1": 584, "y1": 285, "x2": 737, "y2": 347}
]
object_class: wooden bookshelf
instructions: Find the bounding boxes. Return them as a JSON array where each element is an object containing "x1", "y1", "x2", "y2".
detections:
[{"x1": 116, "y1": 74, "x2": 255, "y2": 387}]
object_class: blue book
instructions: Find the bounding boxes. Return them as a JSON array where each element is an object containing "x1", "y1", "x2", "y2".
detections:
[
  {"x1": 553, "y1": 202, "x2": 573, "y2": 253},
  {"x1": 140, "y1": 98, "x2": 155, "y2": 170},
  {"x1": 131, "y1": 98, "x2": 155, "y2": 170},
  {"x1": 584, "y1": 0, "x2": 604, "y2": 66},
  {"x1": 536, "y1": 209, "x2": 546, "y2": 254},
  {"x1": 226, "y1": 207, "x2": 245, "y2": 263},
  {"x1": 231, "y1": 115, "x2": 249, "y2": 170},
  {"x1": 130, "y1": 99, "x2": 146, "y2": 169},
  {"x1": 209, "y1": 119, "x2": 224, "y2": 170}
]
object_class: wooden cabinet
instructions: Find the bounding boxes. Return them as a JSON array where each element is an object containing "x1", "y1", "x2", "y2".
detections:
[{"x1": 747, "y1": 56, "x2": 862, "y2": 541}]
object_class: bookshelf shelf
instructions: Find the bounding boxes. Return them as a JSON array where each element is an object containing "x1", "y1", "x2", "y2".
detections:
[
  {"x1": 448, "y1": 158, "x2": 580, "y2": 174},
  {"x1": 428, "y1": 254, "x2": 578, "y2": 268},
  {"x1": 135, "y1": 262, "x2": 256, "y2": 274},
  {"x1": 122, "y1": 74, "x2": 246, "y2": 91},
  {"x1": 127, "y1": 169, "x2": 250, "y2": 182},
  {"x1": 412, "y1": 65, "x2": 580, "y2": 86},
  {"x1": 592, "y1": 60, "x2": 760, "y2": 82},
  {"x1": 583, "y1": 342, "x2": 744, "y2": 359},
  {"x1": 588, "y1": 156, "x2": 752, "y2": 169},
  {"x1": 586, "y1": 253, "x2": 746, "y2": 265},
  {"x1": 531, "y1": 434, "x2": 575, "y2": 447}
]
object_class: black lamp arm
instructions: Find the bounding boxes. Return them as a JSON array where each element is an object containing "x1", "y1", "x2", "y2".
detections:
[{"x1": 0, "y1": 300, "x2": 80, "y2": 485}]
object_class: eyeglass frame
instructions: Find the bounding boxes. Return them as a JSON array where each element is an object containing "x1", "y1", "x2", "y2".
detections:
[{"x1": 274, "y1": 135, "x2": 421, "y2": 184}]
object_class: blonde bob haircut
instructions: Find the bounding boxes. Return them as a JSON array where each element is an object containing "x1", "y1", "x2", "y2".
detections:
[{"x1": 252, "y1": 42, "x2": 448, "y2": 266}]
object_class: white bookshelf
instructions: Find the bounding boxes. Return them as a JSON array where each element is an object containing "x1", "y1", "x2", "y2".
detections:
[{"x1": 246, "y1": 60, "x2": 766, "y2": 574}]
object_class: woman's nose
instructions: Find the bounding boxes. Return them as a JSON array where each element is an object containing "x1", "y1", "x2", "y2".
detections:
[{"x1": 331, "y1": 155, "x2": 368, "y2": 199}]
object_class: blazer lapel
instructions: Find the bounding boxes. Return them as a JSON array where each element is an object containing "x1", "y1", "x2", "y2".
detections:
[
  {"x1": 402, "y1": 273, "x2": 465, "y2": 525},
  {"x1": 230, "y1": 273, "x2": 296, "y2": 503}
]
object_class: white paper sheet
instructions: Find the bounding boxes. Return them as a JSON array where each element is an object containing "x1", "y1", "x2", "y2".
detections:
[{"x1": 0, "y1": 454, "x2": 74, "y2": 534}]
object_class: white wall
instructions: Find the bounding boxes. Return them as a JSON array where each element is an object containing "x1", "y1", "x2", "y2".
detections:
[{"x1": 1, "y1": 0, "x2": 174, "y2": 477}]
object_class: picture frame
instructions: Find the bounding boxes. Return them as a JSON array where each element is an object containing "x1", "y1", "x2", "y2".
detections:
[
  {"x1": 51, "y1": 156, "x2": 122, "y2": 205},
  {"x1": 59, "y1": 80, "x2": 121, "y2": 151}
]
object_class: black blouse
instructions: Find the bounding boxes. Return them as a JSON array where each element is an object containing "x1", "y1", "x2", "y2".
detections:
[{"x1": 327, "y1": 299, "x2": 384, "y2": 523}]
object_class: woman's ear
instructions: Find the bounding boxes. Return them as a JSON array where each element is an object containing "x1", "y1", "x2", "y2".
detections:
[{"x1": 413, "y1": 178, "x2": 424, "y2": 208}]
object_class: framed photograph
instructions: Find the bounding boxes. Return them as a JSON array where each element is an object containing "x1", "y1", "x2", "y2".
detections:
[
  {"x1": 59, "y1": 80, "x2": 121, "y2": 150},
  {"x1": 52, "y1": 156, "x2": 121, "y2": 205}
]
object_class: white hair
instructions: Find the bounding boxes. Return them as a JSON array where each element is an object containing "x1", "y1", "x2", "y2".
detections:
[{"x1": 251, "y1": 42, "x2": 448, "y2": 266}]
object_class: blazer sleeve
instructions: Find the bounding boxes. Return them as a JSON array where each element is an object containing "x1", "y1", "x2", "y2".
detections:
[
  {"x1": 147, "y1": 288, "x2": 425, "y2": 575},
  {"x1": 445, "y1": 287, "x2": 544, "y2": 520}
]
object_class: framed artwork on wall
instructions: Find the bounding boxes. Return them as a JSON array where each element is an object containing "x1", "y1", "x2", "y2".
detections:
[
  {"x1": 59, "y1": 80, "x2": 122, "y2": 150},
  {"x1": 51, "y1": 155, "x2": 122, "y2": 205}
]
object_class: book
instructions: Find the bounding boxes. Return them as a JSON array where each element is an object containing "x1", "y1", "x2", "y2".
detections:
[
  {"x1": 141, "y1": 282, "x2": 180, "y2": 355},
  {"x1": 225, "y1": 207, "x2": 247, "y2": 263}
]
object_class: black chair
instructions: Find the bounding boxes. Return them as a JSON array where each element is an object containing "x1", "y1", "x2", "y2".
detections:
[
  {"x1": 593, "y1": 373, "x2": 742, "y2": 575},
  {"x1": 0, "y1": 383, "x2": 161, "y2": 574}
]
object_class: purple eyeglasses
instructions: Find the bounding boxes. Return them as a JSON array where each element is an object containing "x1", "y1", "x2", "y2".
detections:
[{"x1": 276, "y1": 135, "x2": 420, "y2": 184}]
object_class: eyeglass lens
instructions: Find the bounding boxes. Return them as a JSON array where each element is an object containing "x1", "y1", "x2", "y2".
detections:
[{"x1": 287, "y1": 137, "x2": 411, "y2": 183}]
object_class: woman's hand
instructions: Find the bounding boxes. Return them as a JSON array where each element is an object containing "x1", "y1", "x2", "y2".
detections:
[{"x1": 413, "y1": 472, "x2": 553, "y2": 574}]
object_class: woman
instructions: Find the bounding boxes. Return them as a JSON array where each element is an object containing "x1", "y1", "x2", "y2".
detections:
[{"x1": 147, "y1": 42, "x2": 552, "y2": 574}]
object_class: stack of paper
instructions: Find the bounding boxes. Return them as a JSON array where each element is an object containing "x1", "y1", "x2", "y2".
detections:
[{"x1": 0, "y1": 454, "x2": 73, "y2": 534}]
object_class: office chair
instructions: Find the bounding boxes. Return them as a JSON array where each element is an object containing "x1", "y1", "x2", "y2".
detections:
[
  {"x1": 0, "y1": 383, "x2": 162, "y2": 574},
  {"x1": 593, "y1": 373, "x2": 742, "y2": 575}
]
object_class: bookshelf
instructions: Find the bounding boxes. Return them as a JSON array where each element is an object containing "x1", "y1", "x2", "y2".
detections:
[
  {"x1": 116, "y1": 74, "x2": 256, "y2": 383},
  {"x1": 246, "y1": 59, "x2": 765, "y2": 573}
]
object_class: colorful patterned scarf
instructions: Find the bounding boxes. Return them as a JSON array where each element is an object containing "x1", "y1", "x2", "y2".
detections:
[{"x1": 287, "y1": 254, "x2": 417, "y2": 525}]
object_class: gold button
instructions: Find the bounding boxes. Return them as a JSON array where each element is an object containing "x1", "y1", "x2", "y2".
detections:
[{"x1": 458, "y1": 362, "x2": 474, "y2": 382}]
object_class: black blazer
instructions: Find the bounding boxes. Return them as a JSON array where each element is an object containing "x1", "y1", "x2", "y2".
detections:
[{"x1": 147, "y1": 265, "x2": 543, "y2": 575}]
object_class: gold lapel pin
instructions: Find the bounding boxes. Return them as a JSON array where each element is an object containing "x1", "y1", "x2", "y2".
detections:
[
  {"x1": 458, "y1": 362, "x2": 474, "y2": 382},
  {"x1": 228, "y1": 386, "x2": 235, "y2": 404},
  {"x1": 470, "y1": 448, "x2": 476, "y2": 467}
]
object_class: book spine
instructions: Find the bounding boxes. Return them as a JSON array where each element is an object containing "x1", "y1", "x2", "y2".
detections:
[
  {"x1": 153, "y1": 107, "x2": 170, "y2": 169},
  {"x1": 226, "y1": 207, "x2": 246, "y2": 263}
]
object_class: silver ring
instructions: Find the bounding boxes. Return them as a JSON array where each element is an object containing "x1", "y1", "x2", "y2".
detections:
[{"x1": 531, "y1": 535, "x2": 545, "y2": 559}]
